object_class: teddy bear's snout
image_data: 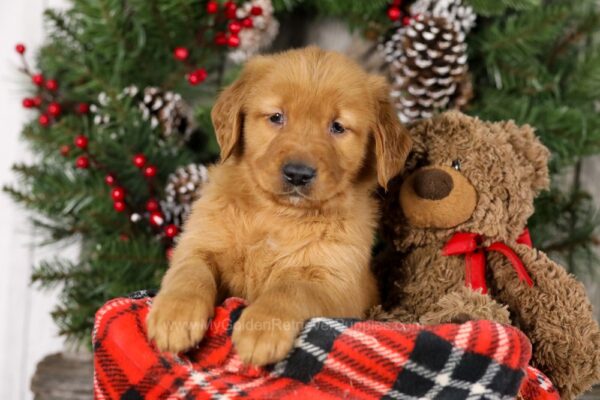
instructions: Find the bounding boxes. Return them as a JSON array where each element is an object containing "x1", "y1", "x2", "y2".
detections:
[
  {"x1": 412, "y1": 169, "x2": 454, "y2": 200},
  {"x1": 400, "y1": 165, "x2": 477, "y2": 228}
]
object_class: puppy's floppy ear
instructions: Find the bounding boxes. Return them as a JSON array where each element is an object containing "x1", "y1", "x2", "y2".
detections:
[
  {"x1": 370, "y1": 76, "x2": 412, "y2": 190},
  {"x1": 211, "y1": 56, "x2": 269, "y2": 162}
]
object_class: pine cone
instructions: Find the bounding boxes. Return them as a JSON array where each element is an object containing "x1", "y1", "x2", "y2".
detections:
[
  {"x1": 410, "y1": 0, "x2": 476, "y2": 34},
  {"x1": 389, "y1": 16, "x2": 470, "y2": 123},
  {"x1": 138, "y1": 87, "x2": 194, "y2": 144},
  {"x1": 161, "y1": 164, "x2": 209, "y2": 227},
  {"x1": 380, "y1": 26, "x2": 405, "y2": 65},
  {"x1": 91, "y1": 86, "x2": 194, "y2": 144}
]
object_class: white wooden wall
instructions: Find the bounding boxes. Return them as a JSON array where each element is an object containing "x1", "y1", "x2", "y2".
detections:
[{"x1": 0, "y1": 1, "x2": 69, "y2": 399}]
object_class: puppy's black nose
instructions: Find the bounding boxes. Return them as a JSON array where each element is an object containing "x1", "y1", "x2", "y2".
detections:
[{"x1": 282, "y1": 163, "x2": 316, "y2": 186}]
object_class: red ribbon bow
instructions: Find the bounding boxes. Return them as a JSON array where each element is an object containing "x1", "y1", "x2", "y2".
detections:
[{"x1": 442, "y1": 229, "x2": 534, "y2": 294}]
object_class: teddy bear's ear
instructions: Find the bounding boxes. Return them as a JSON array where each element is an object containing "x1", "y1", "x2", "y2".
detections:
[{"x1": 502, "y1": 121, "x2": 551, "y2": 193}]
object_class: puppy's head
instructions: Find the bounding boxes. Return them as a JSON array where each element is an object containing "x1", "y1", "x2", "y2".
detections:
[{"x1": 212, "y1": 46, "x2": 411, "y2": 208}]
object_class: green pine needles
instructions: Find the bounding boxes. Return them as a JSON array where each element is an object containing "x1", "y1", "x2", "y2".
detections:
[{"x1": 467, "y1": 0, "x2": 600, "y2": 277}]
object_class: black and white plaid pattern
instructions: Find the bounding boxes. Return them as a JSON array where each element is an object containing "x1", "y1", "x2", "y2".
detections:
[
  {"x1": 272, "y1": 317, "x2": 359, "y2": 381},
  {"x1": 384, "y1": 324, "x2": 524, "y2": 399},
  {"x1": 274, "y1": 317, "x2": 524, "y2": 399}
]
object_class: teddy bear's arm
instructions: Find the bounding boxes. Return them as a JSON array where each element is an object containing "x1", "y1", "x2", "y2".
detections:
[
  {"x1": 367, "y1": 304, "x2": 418, "y2": 323},
  {"x1": 489, "y1": 245, "x2": 600, "y2": 400},
  {"x1": 419, "y1": 286, "x2": 511, "y2": 325}
]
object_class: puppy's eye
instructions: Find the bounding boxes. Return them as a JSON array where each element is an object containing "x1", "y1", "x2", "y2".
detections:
[
  {"x1": 330, "y1": 121, "x2": 345, "y2": 135},
  {"x1": 451, "y1": 159, "x2": 461, "y2": 171},
  {"x1": 269, "y1": 113, "x2": 284, "y2": 125}
]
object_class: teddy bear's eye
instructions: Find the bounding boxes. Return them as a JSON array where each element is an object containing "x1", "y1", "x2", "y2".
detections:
[{"x1": 451, "y1": 159, "x2": 461, "y2": 171}]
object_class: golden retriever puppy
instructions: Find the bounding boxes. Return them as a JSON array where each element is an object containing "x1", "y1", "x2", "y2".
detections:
[{"x1": 147, "y1": 46, "x2": 411, "y2": 366}]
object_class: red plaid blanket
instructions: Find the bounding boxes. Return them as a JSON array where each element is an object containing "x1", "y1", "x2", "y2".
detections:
[{"x1": 93, "y1": 292, "x2": 556, "y2": 399}]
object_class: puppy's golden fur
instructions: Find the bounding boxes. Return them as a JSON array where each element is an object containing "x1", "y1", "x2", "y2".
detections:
[{"x1": 147, "y1": 47, "x2": 411, "y2": 366}]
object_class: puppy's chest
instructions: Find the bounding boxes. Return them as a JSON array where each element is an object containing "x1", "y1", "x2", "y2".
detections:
[{"x1": 216, "y1": 215, "x2": 344, "y2": 298}]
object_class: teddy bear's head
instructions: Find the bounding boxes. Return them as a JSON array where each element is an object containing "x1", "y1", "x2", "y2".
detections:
[{"x1": 383, "y1": 111, "x2": 550, "y2": 251}]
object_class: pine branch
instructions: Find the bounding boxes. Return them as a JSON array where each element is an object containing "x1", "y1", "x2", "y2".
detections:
[{"x1": 466, "y1": 0, "x2": 540, "y2": 17}]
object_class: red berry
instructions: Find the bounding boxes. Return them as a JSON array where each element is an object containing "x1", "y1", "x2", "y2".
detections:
[
  {"x1": 173, "y1": 47, "x2": 189, "y2": 61},
  {"x1": 187, "y1": 68, "x2": 207, "y2": 86},
  {"x1": 250, "y1": 6, "x2": 263, "y2": 16},
  {"x1": 77, "y1": 103, "x2": 90, "y2": 114},
  {"x1": 38, "y1": 114, "x2": 50, "y2": 126},
  {"x1": 227, "y1": 34, "x2": 240, "y2": 48},
  {"x1": 113, "y1": 201, "x2": 126, "y2": 212},
  {"x1": 387, "y1": 6, "x2": 402, "y2": 21},
  {"x1": 32, "y1": 74, "x2": 44, "y2": 86},
  {"x1": 111, "y1": 187, "x2": 126, "y2": 201},
  {"x1": 196, "y1": 68, "x2": 208, "y2": 81},
  {"x1": 143, "y1": 165, "x2": 157, "y2": 178},
  {"x1": 47, "y1": 102, "x2": 62, "y2": 117},
  {"x1": 224, "y1": 1, "x2": 237, "y2": 18},
  {"x1": 75, "y1": 155, "x2": 90, "y2": 169},
  {"x1": 149, "y1": 211, "x2": 165, "y2": 227},
  {"x1": 22, "y1": 98, "x2": 35, "y2": 108},
  {"x1": 214, "y1": 32, "x2": 228, "y2": 46},
  {"x1": 74, "y1": 135, "x2": 88, "y2": 149},
  {"x1": 15, "y1": 43, "x2": 26, "y2": 54},
  {"x1": 166, "y1": 248, "x2": 174, "y2": 259},
  {"x1": 119, "y1": 233, "x2": 129, "y2": 241},
  {"x1": 46, "y1": 79, "x2": 58, "y2": 91},
  {"x1": 60, "y1": 145, "x2": 70, "y2": 157},
  {"x1": 225, "y1": 8, "x2": 237, "y2": 18},
  {"x1": 33, "y1": 96, "x2": 42, "y2": 107},
  {"x1": 187, "y1": 73, "x2": 200, "y2": 86},
  {"x1": 164, "y1": 224, "x2": 179, "y2": 238},
  {"x1": 402, "y1": 16, "x2": 412, "y2": 26},
  {"x1": 146, "y1": 199, "x2": 160, "y2": 212},
  {"x1": 206, "y1": 0, "x2": 218, "y2": 14},
  {"x1": 132, "y1": 153, "x2": 146, "y2": 168},
  {"x1": 105, "y1": 174, "x2": 116, "y2": 186},
  {"x1": 241, "y1": 17, "x2": 253, "y2": 28},
  {"x1": 228, "y1": 21, "x2": 242, "y2": 34}
]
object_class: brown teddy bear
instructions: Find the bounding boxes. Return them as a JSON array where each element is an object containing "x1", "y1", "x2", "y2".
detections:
[{"x1": 372, "y1": 111, "x2": 600, "y2": 399}]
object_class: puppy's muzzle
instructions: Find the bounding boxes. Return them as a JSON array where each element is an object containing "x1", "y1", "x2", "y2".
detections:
[{"x1": 282, "y1": 162, "x2": 317, "y2": 187}]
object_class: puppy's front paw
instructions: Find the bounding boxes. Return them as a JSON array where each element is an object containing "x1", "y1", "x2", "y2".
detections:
[
  {"x1": 231, "y1": 305, "x2": 301, "y2": 367},
  {"x1": 147, "y1": 293, "x2": 214, "y2": 353}
]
